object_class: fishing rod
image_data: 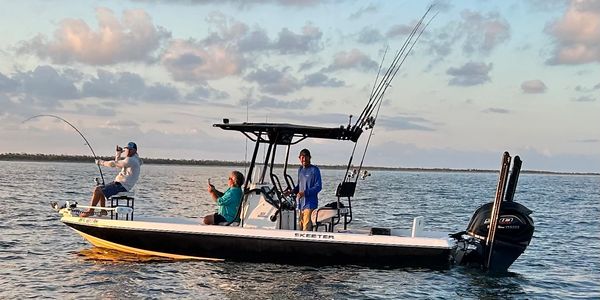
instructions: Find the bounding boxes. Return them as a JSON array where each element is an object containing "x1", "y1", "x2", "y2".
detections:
[
  {"x1": 355, "y1": 4, "x2": 436, "y2": 131},
  {"x1": 353, "y1": 6, "x2": 431, "y2": 131},
  {"x1": 342, "y1": 46, "x2": 389, "y2": 182},
  {"x1": 22, "y1": 114, "x2": 105, "y2": 185},
  {"x1": 346, "y1": 5, "x2": 438, "y2": 180},
  {"x1": 361, "y1": 11, "x2": 436, "y2": 132}
]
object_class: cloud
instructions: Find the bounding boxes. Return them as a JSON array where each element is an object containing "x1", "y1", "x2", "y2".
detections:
[
  {"x1": 521, "y1": 80, "x2": 547, "y2": 94},
  {"x1": 577, "y1": 138, "x2": 599, "y2": 143},
  {"x1": 202, "y1": 12, "x2": 323, "y2": 55},
  {"x1": 424, "y1": 9, "x2": 510, "y2": 62},
  {"x1": 545, "y1": 0, "x2": 600, "y2": 64},
  {"x1": 18, "y1": 7, "x2": 170, "y2": 65},
  {"x1": 185, "y1": 85, "x2": 230, "y2": 102},
  {"x1": 446, "y1": 62, "x2": 492, "y2": 86},
  {"x1": 386, "y1": 23, "x2": 416, "y2": 39},
  {"x1": 459, "y1": 10, "x2": 511, "y2": 55},
  {"x1": 483, "y1": 107, "x2": 511, "y2": 114},
  {"x1": 376, "y1": 115, "x2": 435, "y2": 131},
  {"x1": 298, "y1": 59, "x2": 319, "y2": 72},
  {"x1": 274, "y1": 24, "x2": 323, "y2": 54},
  {"x1": 131, "y1": 0, "x2": 323, "y2": 8},
  {"x1": 349, "y1": 3, "x2": 378, "y2": 19},
  {"x1": 100, "y1": 119, "x2": 141, "y2": 130},
  {"x1": 0, "y1": 66, "x2": 88, "y2": 116},
  {"x1": 0, "y1": 72, "x2": 18, "y2": 93},
  {"x1": 324, "y1": 49, "x2": 378, "y2": 72},
  {"x1": 575, "y1": 82, "x2": 600, "y2": 92},
  {"x1": 81, "y1": 69, "x2": 181, "y2": 103},
  {"x1": 572, "y1": 95, "x2": 596, "y2": 102},
  {"x1": 237, "y1": 29, "x2": 271, "y2": 52},
  {"x1": 526, "y1": 0, "x2": 568, "y2": 12},
  {"x1": 357, "y1": 27, "x2": 384, "y2": 44},
  {"x1": 13, "y1": 65, "x2": 80, "y2": 105},
  {"x1": 249, "y1": 95, "x2": 311, "y2": 109},
  {"x1": 143, "y1": 84, "x2": 181, "y2": 103},
  {"x1": 303, "y1": 72, "x2": 345, "y2": 87},
  {"x1": 245, "y1": 66, "x2": 301, "y2": 95},
  {"x1": 72, "y1": 103, "x2": 117, "y2": 117},
  {"x1": 162, "y1": 39, "x2": 244, "y2": 82}
]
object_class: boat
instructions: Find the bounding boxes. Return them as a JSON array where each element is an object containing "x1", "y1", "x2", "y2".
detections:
[
  {"x1": 52, "y1": 7, "x2": 535, "y2": 272},
  {"x1": 53, "y1": 120, "x2": 534, "y2": 271}
]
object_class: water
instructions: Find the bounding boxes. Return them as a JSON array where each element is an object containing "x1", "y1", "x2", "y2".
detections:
[{"x1": 1, "y1": 161, "x2": 599, "y2": 299}]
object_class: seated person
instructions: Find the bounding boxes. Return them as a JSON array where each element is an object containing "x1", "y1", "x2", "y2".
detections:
[
  {"x1": 81, "y1": 142, "x2": 141, "y2": 217},
  {"x1": 203, "y1": 170, "x2": 244, "y2": 225}
]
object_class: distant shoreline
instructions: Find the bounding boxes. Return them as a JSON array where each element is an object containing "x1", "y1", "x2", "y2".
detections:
[{"x1": 0, "y1": 153, "x2": 597, "y2": 176}]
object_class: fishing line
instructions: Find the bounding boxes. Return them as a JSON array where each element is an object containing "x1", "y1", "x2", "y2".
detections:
[{"x1": 22, "y1": 114, "x2": 105, "y2": 185}]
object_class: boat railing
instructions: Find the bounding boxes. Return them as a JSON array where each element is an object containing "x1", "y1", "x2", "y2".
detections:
[{"x1": 68, "y1": 204, "x2": 133, "y2": 219}]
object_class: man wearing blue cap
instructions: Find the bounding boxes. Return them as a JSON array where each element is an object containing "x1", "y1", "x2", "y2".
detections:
[{"x1": 80, "y1": 142, "x2": 142, "y2": 217}]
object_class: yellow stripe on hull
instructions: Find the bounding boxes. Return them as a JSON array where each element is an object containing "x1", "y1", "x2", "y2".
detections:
[{"x1": 73, "y1": 229, "x2": 224, "y2": 261}]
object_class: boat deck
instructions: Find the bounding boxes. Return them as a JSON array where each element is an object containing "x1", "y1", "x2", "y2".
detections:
[{"x1": 72, "y1": 214, "x2": 450, "y2": 241}]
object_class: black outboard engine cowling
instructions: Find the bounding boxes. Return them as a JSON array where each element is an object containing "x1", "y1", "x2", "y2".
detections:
[
  {"x1": 455, "y1": 201, "x2": 534, "y2": 272},
  {"x1": 454, "y1": 153, "x2": 534, "y2": 273},
  {"x1": 467, "y1": 202, "x2": 534, "y2": 245}
]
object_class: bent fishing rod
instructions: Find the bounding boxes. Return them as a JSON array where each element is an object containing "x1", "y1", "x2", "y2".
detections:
[{"x1": 22, "y1": 114, "x2": 105, "y2": 185}]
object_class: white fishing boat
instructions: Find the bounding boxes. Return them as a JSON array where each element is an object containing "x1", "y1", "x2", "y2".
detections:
[
  {"x1": 54, "y1": 121, "x2": 534, "y2": 271},
  {"x1": 52, "y1": 7, "x2": 534, "y2": 272}
]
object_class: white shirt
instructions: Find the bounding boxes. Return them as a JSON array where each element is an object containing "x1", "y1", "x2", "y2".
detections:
[{"x1": 100, "y1": 154, "x2": 141, "y2": 191}]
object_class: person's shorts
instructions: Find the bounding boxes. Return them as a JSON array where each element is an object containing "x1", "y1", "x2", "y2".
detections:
[
  {"x1": 213, "y1": 213, "x2": 228, "y2": 224},
  {"x1": 101, "y1": 181, "x2": 127, "y2": 198}
]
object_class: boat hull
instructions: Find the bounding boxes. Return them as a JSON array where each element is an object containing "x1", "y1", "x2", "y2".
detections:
[{"x1": 63, "y1": 216, "x2": 454, "y2": 268}]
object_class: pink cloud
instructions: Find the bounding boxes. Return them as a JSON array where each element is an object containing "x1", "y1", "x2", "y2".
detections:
[
  {"x1": 161, "y1": 39, "x2": 244, "y2": 83},
  {"x1": 19, "y1": 7, "x2": 170, "y2": 65},
  {"x1": 546, "y1": 0, "x2": 600, "y2": 64},
  {"x1": 521, "y1": 80, "x2": 547, "y2": 94}
]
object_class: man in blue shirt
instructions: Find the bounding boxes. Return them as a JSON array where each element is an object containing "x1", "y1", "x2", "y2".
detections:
[{"x1": 290, "y1": 149, "x2": 322, "y2": 231}]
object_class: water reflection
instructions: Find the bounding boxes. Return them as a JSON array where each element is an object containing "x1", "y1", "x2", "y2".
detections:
[
  {"x1": 77, "y1": 247, "x2": 174, "y2": 263},
  {"x1": 453, "y1": 267, "x2": 527, "y2": 299}
]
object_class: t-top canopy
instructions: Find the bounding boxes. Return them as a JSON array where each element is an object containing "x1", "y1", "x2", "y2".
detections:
[{"x1": 214, "y1": 122, "x2": 362, "y2": 145}]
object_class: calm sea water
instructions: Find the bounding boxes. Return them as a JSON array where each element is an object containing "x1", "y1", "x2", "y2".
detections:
[{"x1": 0, "y1": 161, "x2": 598, "y2": 299}]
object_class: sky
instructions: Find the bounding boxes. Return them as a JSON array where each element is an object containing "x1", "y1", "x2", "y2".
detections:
[{"x1": 0, "y1": 0, "x2": 598, "y2": 173}]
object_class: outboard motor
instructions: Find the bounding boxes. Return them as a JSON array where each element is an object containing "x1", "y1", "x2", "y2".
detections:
[{"x1": 454, "y1": 153, "x2": 535, "y2": 272}]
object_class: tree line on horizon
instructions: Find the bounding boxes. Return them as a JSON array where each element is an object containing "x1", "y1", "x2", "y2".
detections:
[
  {"x1": 0, "y1": 152, "x2": 245, "y2": 167},
  {"x1": 0, "y1": 152, "x2": 596, "y2": 175}
]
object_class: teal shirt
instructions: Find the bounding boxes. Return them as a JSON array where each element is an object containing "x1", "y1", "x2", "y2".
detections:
[{"x1": 217, "y1": 187, "x2": 243, "y2": 222}]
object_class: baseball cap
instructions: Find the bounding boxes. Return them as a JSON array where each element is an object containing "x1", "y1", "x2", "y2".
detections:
[
  {"x1": 299, "y1": 148, "x2": 311, "y2": 157},
  {"x1": 125, "y1": 142, "x2": 137, "y2": 150}
]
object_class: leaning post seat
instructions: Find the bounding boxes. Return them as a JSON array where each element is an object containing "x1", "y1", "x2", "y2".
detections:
[
  {"x1": 109, "y1": 191, "x2": 135, "y2": 220},
  {"x1": 312, "y1": 181, "x2": 355, "y2": 232}
]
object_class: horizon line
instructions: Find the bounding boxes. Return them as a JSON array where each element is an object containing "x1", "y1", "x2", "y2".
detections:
[{"x1": 1, "y1": 152, "x2": 598, "y2": 176}]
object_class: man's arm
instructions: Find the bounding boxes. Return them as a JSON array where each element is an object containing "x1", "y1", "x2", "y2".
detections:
[
  {"x1": 96, "y1": 157, "x2": 129, "y2": 168},
  {"x1": 208, "y1": 184, "x2": 223, "y2": 201}
]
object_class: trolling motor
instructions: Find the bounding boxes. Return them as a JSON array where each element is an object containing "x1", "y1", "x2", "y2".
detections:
[{"x1": 453, "y1": 152, "x2": 535, "y2": 272}]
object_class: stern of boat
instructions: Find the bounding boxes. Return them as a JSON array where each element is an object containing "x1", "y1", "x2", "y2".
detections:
[{"x1": 452, "y1": 152, "x2": 535, "y2": 273}]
